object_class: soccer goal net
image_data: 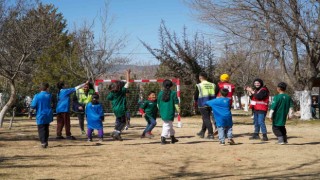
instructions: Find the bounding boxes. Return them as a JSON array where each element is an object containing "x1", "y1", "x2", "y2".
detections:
[{"x1": 94, "y1": 79, "x2": 182, "y2": 128}]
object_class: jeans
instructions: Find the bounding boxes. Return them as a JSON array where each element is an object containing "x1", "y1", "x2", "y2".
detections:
[
  {"x1": 38, "y1": 124, "x2": 49, "y2": 144},
  {"x1": 199, "y1": 107, "x2": 213, "y2": 135},
  {"x1": 253, "y1": 112, "x2": 267, "y2": 134},
  {"x1": 115, "y1": 115, "x2": 126, "y2": 132},
  {"x1": 217, "y1": 126, "x2": 233, "y2": 143},
  {"x1": 143, "y1": 116, "x2": 157, "y2": 133}
]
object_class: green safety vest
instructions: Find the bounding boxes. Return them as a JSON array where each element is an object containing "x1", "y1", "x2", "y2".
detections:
[
  {"x1": 77, "y1": 89, "x2": 95, "y2": 105},
  {"x1": 196, "y1": 81, "x2": 216, "y2": 107}
]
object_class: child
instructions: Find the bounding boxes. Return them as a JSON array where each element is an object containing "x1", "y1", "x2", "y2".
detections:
[
  {"x1": 30, "y1": 83, "x2": 53, "y2": 148},
  {"x1": 56, "y1": 80, "x2": 88, "y2": 140},
  {"x1": 139, "y1": 91, "x2": 158, "y2": 138},
  {"x1": 86, "y1": 94, "x2": 104, "y2": 142},
  {"x1": 205, "y1": 88, "x2": 235, "y2": 145},
  {"x1": 268, "y1": 82, "x2": 293, "y2": 145},
  {"x1": 157, "y1": 79, "x2": 180, "y2": 145},
  {"x1": 107, "y1": 69, "x2": 131, "y2": 141}
]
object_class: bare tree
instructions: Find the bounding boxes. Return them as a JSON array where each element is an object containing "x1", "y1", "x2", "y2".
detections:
[
  {"x1": 69, "y1": 2, "x2": 129, "y2": 82},
  {"x1": 190, "y1": 0, "x2": 320, "y2": 119},
  {"x1": 141, "y1": 21, "x2": 217, "y2": 85},
  {"x1": 0, "y1": 1, "x2": 66, "y2": 126}
]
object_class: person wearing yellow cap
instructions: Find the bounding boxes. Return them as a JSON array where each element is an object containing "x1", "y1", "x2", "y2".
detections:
[{"x1": 217, "y1": 74, "x2": 235, "y2": 106}]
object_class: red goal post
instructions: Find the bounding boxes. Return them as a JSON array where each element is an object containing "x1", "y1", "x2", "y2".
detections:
[{"x1": 94, "y1": 78, "x2": 182, "y2": 128}]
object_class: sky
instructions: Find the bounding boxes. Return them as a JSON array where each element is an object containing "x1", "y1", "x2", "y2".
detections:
[{"x1": 41, "y1": 0, "x2": 215, "y2": 64}]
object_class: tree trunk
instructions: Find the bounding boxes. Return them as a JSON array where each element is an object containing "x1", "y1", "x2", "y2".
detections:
[
  {"x1": 296, "y1": 90, "x2": 312, "y2": 120},
  {"x1": 0, "y1": 80, "x2": 16, "y2": 127}
]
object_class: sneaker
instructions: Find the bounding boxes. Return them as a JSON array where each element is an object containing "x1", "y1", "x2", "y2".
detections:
[
  {"x1": 207, "y1": 134, "x2": 214, "y2": 139},
  {"x1": 277, "y1": 142, "x2": 285, "y2": 145},
  {"x1": 66, "y1": 136, "x2": 76, "y2": 140},
  {"x1": 249, "y1": 133, "x2": 260, "y2": 140},
  {"x1": 81, "y1": 131, "x2": 86, "y2": 135},
  {"x1": 196, "y1": 131, "x2": 205, "y2": 138},
  {"x1": 145, "y1": 132, "x2": 154, "y2": 139},
  {"x1": 41, "y1": 143, "x2": 47, "y2": 148},
  {"x1": 87, "y1": 138, "x2": 93, "y2": 142},
  {"x1": 220, "y1": 141, "x2": 225, "y2": 146},
  {"x1": 98, "y1": 138, "x2": 103, "y2": 142},
  {"x1": 228, "y1": 139, "x2": 236, "y2": 145},
  {"x1": 56, "y1": 136, "x2": 65, "y2": 140},
  {"x1": 213, "y1": 130, "x2": 218, "y2": 136},
  {"x1": 125, "y1": 125, "x2": 129, "y2": 130},
  {"x1": 140, "y1": 133, "x2": 146, "y2": 138}
]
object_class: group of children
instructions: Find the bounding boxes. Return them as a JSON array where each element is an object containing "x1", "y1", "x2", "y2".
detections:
[
  {"x1": 30, "y1": 69, "x2": 293, "y2": 148},
  {"x1": 30, "y1": 69, "x2": 180, "y2": 147}
]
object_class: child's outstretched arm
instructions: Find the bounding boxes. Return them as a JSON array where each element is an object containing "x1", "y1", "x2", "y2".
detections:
[{"x1": 125, "y1": 69, "x2": 131, "y2": 88}]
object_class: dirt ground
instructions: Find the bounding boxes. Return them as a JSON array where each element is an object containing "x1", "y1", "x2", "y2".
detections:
[{"x1": 1, "y1": 111, "x2": 320, "y2": 180}]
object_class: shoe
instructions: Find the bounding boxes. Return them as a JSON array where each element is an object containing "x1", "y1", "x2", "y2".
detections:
[
  {"x1": 41, "y1": 143, "x2": 47, "y2": 148},
  {"x1": 220, "y1": 141, "x2": 225, "y2": 146},
  {"x1": 56, "y1": 136, "x2": 65, "y2": 140},
  {"x1": 81, "y1": 131, "x2": 86, "y2": 135},
  {"x1": 196, "y1": 131, "x2": 205, "y2": 138},
  {"x1": 145, "y1": 132, "x2": 154, "y2": 139},
  {"x1": 171, "y1": 136, "x2": 179, "y2": 144},
  {"x1": 213, "y1": 130, "x2": 218, "y2": 136},
  {"x1": 140, "y1": 132, "x2": 146, "y2": 138},
  {"x1": 114, "y1": 132, "x2": 123, "y2": 141},
  {"x1": 249, "y1": 133, "x2": 260, "y2": 140},
  {"x1": 207, "y1": 134, "x2": 214, "y2": 139},
  {"x1": 261, "y1": 134, "x2": 268, "y2": 141},
  {"x1": 125, "y1": 126, "x2": 129, "y2": 130},
  {"x1": 87, "y1": 138, "x2": 93, "y2": 142},
  {"x1": 228, "y1": 139, "x2": 236, "y2": 145},
  {"x1": 161, "y1": 136, "x2": 167, "y2": 145},
  {"x1": 66, "y1": 136, "x2": 76, "y2": 140},
  {"x1": 98, "y1": 138, "x2": 103, "y2": 142}
]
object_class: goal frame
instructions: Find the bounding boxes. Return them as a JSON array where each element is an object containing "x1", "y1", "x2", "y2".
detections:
[{"x1": 94, "y1": 78, "x2": 182, "y2": 128}]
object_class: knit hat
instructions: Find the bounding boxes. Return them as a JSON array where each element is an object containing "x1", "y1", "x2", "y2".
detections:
[{"x1": 220, "y1": 74, "x2": 230, "y2": 82}]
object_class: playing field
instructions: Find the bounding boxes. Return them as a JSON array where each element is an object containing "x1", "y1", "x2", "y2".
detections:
[{"x1": 1, "y1": 111, "x2": 320, "y2": 179}]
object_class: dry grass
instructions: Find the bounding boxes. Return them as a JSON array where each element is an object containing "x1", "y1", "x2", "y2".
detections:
[{"x1": 1, "y1": 111, "x2": 320, "y2": 179}]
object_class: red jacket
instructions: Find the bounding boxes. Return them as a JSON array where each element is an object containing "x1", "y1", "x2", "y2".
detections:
[
  {"x1": 250, "y1": 87, "x2": 269, "y2": 112},
  {"x1": 217, "y1": 82, "x2": 235, "y2": 105}
]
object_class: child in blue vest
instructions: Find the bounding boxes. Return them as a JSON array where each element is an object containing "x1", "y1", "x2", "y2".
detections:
[
  {"x1": 205, "y1": 88, "x2": 235, "y2": 145},
  {"x1": 86, "y1": 94, "x2": 105, "y2": 142}
]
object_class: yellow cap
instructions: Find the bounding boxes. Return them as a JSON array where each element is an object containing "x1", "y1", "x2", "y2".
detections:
[{"x1": 220, "y1": 74, "x2": 230, "y2": 82}]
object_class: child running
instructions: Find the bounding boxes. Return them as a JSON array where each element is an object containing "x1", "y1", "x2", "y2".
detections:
[
  {"x1": 139, "y1": 91, "x2": 158, "y2": 138},
  {"x1": 205, "y1": 88, "x2": 235, "y2": 145},
  {"x1": 107, "y1": 69, "x2": 131, "y2": 141},
  {"x1": 86, "y1": 94, "x2": 105, "y2": 142},
  {"x1": 157, "y1": 79, "x2": 180, "y2": 145},
  {"x1": 268, "y1": 82, "x2": 294, "y2": 145}
]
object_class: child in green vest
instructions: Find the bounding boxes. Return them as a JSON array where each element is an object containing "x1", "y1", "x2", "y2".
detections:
[
  {"x1": 268, "y1": 82, "x2": 294, "y2": 145},
  {"x1": 157, "y1": 79, "x2": 180, "y2": 145},
  {"x1": 139, "y1": 91, "x2": 158, "y2": 138},
  {"x1": 107, "y1": 69, "x2": 131, "y2": 141}
]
